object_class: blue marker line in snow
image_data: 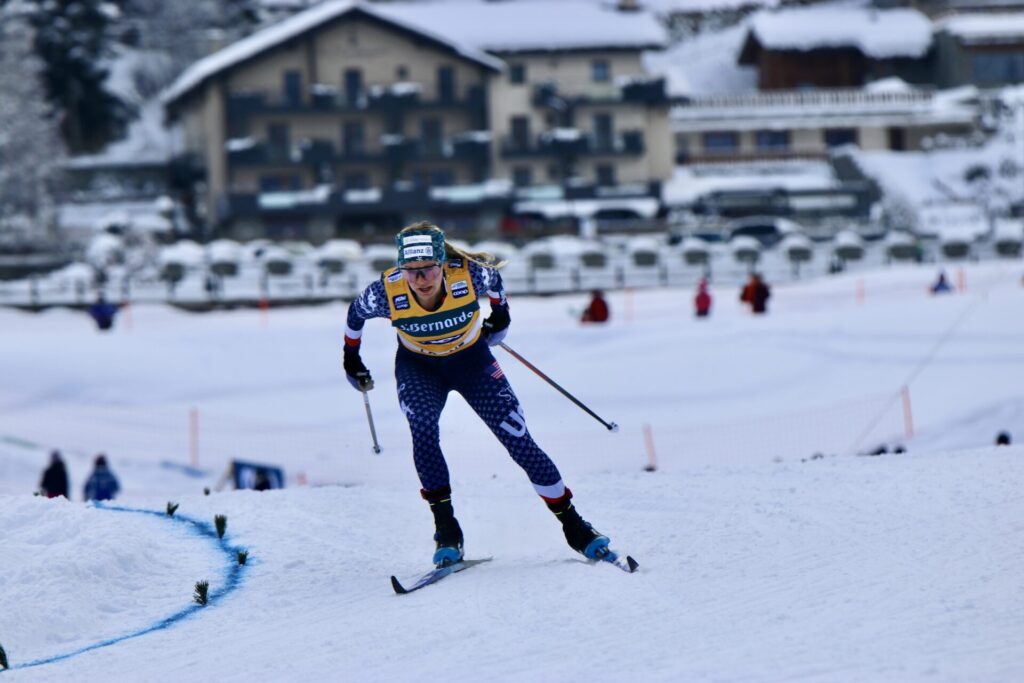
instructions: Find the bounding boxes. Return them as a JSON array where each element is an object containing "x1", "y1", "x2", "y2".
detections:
[{"x1": 1, "y1": 504, "x2": 246, "y2": 672}]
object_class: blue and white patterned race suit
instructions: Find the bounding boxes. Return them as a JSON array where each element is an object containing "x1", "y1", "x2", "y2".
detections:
[{"x1": 395, "y1": 341, "x2": 563, "y2": 493}]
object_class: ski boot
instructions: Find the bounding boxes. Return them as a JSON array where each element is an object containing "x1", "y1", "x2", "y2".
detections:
[
  {"x1": 424, "y1": 487, "x2": 464, "y2": 567},
  {"x1": 546, "y1": 490, "x2": 610, "y2": 560}
]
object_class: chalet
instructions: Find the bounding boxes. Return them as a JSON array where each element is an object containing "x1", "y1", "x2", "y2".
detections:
[
  {"x1": 737, "y1": 6, "x2": 934, "y2": 90},
  {"x1": 934, "y1": 12, "x2": 1024, "y2": 87},
  {"x1": 162, "y1": 0, "x2": 671, "y2": 242}
]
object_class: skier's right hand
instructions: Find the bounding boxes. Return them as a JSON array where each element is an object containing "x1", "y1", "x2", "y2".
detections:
[{"x1": 343, "y1": 347, "x2": 374, "y2": 392}]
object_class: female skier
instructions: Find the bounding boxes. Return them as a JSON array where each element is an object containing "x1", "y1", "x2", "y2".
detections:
[{"x1": 343, "y1": 222, "x2": 611, "y2": 567}]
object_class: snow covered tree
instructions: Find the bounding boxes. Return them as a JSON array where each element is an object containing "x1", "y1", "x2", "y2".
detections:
[
  {"x1": 118, "y1": 0, "x2": 260, "y2": 81},
  {"x1": 27, "y1": 0, "x2": 129, "y2": 152},
  {"x1": 0, "y1": 8, "x2": 65, "y2": 243}
]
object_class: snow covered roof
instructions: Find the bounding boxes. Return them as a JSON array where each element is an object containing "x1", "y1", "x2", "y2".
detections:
[
  {"x1": 513, "y1": 197, "x2": 660, "y2": 219},
  {"x1": 741, "y1": 6, "x2": 932, "y2": 60},
  {"x1": 643, "y1": 18, "x2": 756, "y2": 97},
  {"x1": 937, "y1": 12, "x2": 1024, "y2": 45},
  {"x1": 633, "y1": 0, "x2": 780, "y2": 12},
  {"x1": 372, "y1": 1, "x2": 666, "y2": 54},
  {"x1": 162, "y1": 0, "x2": 503, "y2": 107},
  {"x1": 662, "y1": 162, "x2": 837, "y2": 206}
]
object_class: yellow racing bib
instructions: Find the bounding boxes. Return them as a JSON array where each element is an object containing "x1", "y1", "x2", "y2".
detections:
[{"x1": 382, "y1": 259, "x2": 483, "y2": 356}]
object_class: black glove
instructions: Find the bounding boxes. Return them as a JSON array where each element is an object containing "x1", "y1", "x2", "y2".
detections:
[
  {"x1": 482, "y1": 306, "x2": 510, "y2": 346},
  {"x1": 343, "y1": 347, "x2": 374, "y2": 391}
]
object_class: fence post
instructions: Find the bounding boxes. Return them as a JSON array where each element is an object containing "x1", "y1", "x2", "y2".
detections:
[
  {"x1": 643, "y1": 423, "x2": 658, "y2": 472},
  {"x1": 189, "y1": 408, "x2": 199, "y2": 468},
  {"x1": 900, "y1": 386, "x2": 914, "y2": 439}
]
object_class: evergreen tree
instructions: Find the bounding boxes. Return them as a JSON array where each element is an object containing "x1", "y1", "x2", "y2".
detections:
[
  {"x1": 0, "y1": 7, "x2": 65, "y2": 242},
  {"x1": 28, "y1": 0, "x2": 129, "y2": 152}
]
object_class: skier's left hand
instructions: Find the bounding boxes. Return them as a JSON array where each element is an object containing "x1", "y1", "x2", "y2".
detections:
[{"x1": 482, "y1": 306, "x2": 510, "y2": 346}]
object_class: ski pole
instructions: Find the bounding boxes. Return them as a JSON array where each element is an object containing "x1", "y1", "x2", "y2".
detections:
[
  {"x1": 362, "y1": 391, "x2": 382, "y2": 454},
  {"x1": 498, "y1": 342, "x2": 618, "y2": 432}
]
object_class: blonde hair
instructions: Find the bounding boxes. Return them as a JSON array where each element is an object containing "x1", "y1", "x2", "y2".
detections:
[{"x1": 399, "y1": 221, "x2": 507, "y2": 269}]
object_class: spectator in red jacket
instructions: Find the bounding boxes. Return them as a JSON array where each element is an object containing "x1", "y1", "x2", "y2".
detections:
[
  {"x1": 694, "y1": 279, "x2": 712, "y2": 318},
  {"x1": 740, "y1": 273, "x2": 771, "y2": 314},
  {"x1": 581, "y1": 290, "x2": 610, "y2": 323}
]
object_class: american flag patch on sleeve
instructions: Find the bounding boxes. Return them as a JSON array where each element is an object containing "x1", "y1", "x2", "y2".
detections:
[{"x1": 490, "y1": 361, "x2": 504, "y2": 380}]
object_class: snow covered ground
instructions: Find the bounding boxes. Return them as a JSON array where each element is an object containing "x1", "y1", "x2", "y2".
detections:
[{"x1": 1, "y1": 261, "x2": 1023, "y2": 680}]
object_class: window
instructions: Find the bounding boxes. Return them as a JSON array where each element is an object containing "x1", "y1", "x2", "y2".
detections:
[
  {"x1": 396, "y1": 65, "x2": 409, "y2": 80},
  {"x1": 344, "y1": 173, "x2": 369, "y2": 190},
  {"x1": 438, "y1": 65, "x2": 455, "y2": 102},
  {"x1": 824, "y1": 128, "x2": 858, "y2": 148},
  {"x1": 512, "y1": 166, "x2": 533, "y2": 187},
  {"x1": 510, "y1": 64, "x2": 526, "y2": 84},
  {"x1": 591, "y1": 59, "x2": 610, "y2": 83},
  {"x1": 283, "y1": 70, "x2": 303, "y2": 105},
  {"x1": 431, "y1": 169, "x2": 454, "y2": 187},
  {"x1": 755, "y1": 130, "x2": 789, "y2": 150},
  {"x1": 702, "y1": 132, "x2": 738, "y2": 152},
  {"x1": 511, "y1": 116, "x2": 531, "y2": 150},
  {"x1": 593, "y1": 113, "x2": 614, "y2": 150},
  {"x1": 973, "y1": 52, "x2": 1024, "y2": 84},
  {"x1": 596, "y1": 164, "x2": 616, "y2": 187},
  {"x1": 260, "y1": 174, "x2": 300, "y2": 192},
  {"x1": 421, "y1": 118, "x2": 443, "y2": 155},
  {"x1": 547, "y1": 164, "x2": 561, "y2": 181},
  {"x1": 888, "y1": 127, "x2": 905, "y2": 152},
  {"x1": 342, "y1": 121, "x2": 364, "y2": 156},
  {"x1": 267, "y1": 123, "x2": 290, "y2": 159},
  {"x1": 343, "y1": 69, "x2": 362, "y2": 106}
]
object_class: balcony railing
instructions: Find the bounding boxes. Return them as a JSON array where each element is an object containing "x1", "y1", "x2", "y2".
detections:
[
  {"x1": 226, "y1": 83, "x2": 486, "y2": 119},
  {"x1": 673, "y1": 89, "x2": 939, "y2": 122},
  {"x1": 227, "y1": 134, "x2": 492, "y2": 168},
  {"x1": 531, "y1": 78, "x2": 667, "y2": 110},
  {"x1": 500, "y1": 130, "x2": 646, "y2": 158}
]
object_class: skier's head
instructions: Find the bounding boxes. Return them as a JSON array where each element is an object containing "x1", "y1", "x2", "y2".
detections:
[
  {"x1": 396, "y1": 222, "x2": 446, "y2": 303},
  {"x1": 396, "y1": 222, "x2": 446, "y2": 268},
  {"x1": 94, "y1": 454, "x2": 107, "y2": 467}
]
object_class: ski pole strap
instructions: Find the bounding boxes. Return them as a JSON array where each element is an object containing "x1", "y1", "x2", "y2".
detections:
[{"x1": 498, "y1": 342, "x2": 618, "y2": 432}]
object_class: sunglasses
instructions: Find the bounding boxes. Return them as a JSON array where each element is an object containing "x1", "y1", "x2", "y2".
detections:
[{"x1": 400, "y1": 263, "x2": 442, "y2": 281}]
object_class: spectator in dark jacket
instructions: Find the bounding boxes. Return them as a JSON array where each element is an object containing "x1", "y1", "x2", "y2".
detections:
[
  {"x1": 694, "y1": 279, "x2": 712, "y2": 318},
  {"x1": 740, "y1": 273, "x2": 771, "y2": 314},
  {"x1": 83, "y1": 454, "x2": 120, "y2": 501},
  {"x1": 580, "y1": 290, "x2": 610, "y2": 323},
  {"x1": 40, "y1": 450, "x2": 69, "y2": 498},
  {"x1": 88, "y1": 294, "x2": 119, "y2": 331}
]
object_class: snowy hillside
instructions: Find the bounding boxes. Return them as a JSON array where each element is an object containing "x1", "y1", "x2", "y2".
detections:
[{"x1": 1, "y1": 262, "x2": 1024, "y2": 680}]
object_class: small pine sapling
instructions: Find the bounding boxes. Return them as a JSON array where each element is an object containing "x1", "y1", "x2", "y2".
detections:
[
  {"x1": 203, "y1": 487, "x2": 210, "y2": 496},
  {"x1": 0, "y1": 641, "x2": 8, "y2": 669},
  {"x1": 194, "y1": 580, "x2": 209, "y2": 606},
  {"x1": 214, "y1": 514, "x2": 227, "y2": 539},
  {"x1": 166, "y1": 502, "x2": 179, "y2": 517},
  {"x1": 237, "y1": 550, "x2": 248, "y2": 565}
]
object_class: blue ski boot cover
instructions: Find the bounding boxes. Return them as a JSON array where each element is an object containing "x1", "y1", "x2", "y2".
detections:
[
  {"x1": 424, "y1": 486, "x2": 464, "y2": 568},
  {"x1": 545, "y1": 489, "x2": 611, "y2": 558}
]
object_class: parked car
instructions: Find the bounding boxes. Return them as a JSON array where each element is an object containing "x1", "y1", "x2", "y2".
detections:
[{"x1": 726, "y1": 216, "x2": 803, "y2": 247}]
